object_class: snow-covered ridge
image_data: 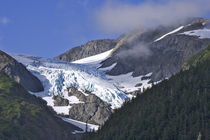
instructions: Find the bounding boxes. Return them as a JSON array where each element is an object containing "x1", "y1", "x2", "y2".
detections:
[
  {"x1": 11, "y1": 54, "x2": 128, "y2": 109},
  {"x1": 107, "y1": 72, "x2": 153, "y2": 93},
  {"x1": 154, "y1": 26, "x2": 184, "y2": 42},
  {"x1": 180, "y1": 28, "x2": 210, "y2": 39}
]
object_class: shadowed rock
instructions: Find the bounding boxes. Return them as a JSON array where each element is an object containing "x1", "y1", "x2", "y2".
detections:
[
  {"x1": 0, "y1": 50, "x2": 44, "y2": 92},
  {"x1": 53, "y1": 95, "x2": 69, "y2": 106},
  {"x1": 67, "y1": 87, "x2": 112, "y2": 125}
]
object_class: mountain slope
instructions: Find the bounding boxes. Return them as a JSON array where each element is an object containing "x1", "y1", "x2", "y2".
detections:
[
  {"x1": 0, "y1": 50, "x2": 43, "y2": 92},
  {"x1": 0, "y1": 71, "x2": 81, "y2": 140},
  {"x1": 85, "y1": 46, "x2": 210, "y2": 140},
  {"x1": 100, "y1": 18, "x2": 210, "y2": 82},
  {"x1": 56, "y1": 18, "x2": 210, "y2": 93}
]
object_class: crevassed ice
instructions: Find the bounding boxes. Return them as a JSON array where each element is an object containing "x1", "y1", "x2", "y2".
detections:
[{"x1": 12, "y1": 54, "x2": 128, "y2": 109}]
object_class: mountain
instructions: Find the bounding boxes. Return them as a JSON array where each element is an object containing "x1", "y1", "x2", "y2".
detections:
[
  {"x1": 0, "y1": 50, "x2": 44, "y2": 92},
  {"x1": 0, "y1": 71, "x2": 82, "y2": 140},
  {"x1": 85, "y1": 45, "x2": 210, "y2": 140},
  {"x1": 55, "y1": 39, "x2": 117, "y2": 62},
  {"x1": 100, "y1": 18, "x2": 210, "y2": 83},
  {"x1": 56, "y1": 18, "x2": 210, "y2": 93}
]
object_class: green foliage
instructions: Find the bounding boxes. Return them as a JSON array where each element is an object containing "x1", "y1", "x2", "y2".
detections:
[
  {"x1": 86, "y1": 48, "x2": 210, "y2": 140},
  {"x1": 182, "y1": 44, "x2": 210, "y2": 70},
  {"x1": 0, "y1": 50, "x2": 16, "y2": 68},
  {"x1": 0, "y1": 72, "x2": 41, "y2": 121},
  {"x1": 0, "y1": 72, "x2": 78, "y2": 140}
]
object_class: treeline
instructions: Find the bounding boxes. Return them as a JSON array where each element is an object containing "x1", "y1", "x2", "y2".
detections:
[{"x1": 85, "y1": 53, "x2": 210, "y2": 140}]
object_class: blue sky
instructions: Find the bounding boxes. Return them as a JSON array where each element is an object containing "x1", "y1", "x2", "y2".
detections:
[{"x1": 0, "y1": 0, "x2": 210, "y2": 58}]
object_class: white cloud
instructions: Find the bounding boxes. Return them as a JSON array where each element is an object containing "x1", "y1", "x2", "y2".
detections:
[
  {"x1": 96, "y1": 0, "x2": 210, "y2": 33},
  {"x1": 0, "y1": 17, "x2": 10, "y2": 25}
]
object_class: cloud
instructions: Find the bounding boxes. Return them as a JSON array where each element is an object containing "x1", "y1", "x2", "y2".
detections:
[
  {"x1": 96, "y1": 0, "x2": 210, "y2": 33},
  {"x1": 115, "y1": 33, "x2": 152, "y2": 59},
  {"x1": 0, "y1": 17, "x2": 10, "y2": 25},
  {"x1": 117, "y1": 43, "x2": 152, "y2": 59}
]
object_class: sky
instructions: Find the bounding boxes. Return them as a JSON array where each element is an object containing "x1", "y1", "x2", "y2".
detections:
[{"x1": 0, "y1": 0, "x2": 210, "y2": 58}]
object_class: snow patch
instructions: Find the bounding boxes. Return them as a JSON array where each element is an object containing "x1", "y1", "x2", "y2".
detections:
[
  {"x1": 155, "y1": 26, "x2": 184, "y2": 42},
  {"x1": 106, "y1": 72, "x2": 152, "y2": 93},
  {"x1": 66, "y1": 96, "x2": 83, "y2": 104},
  {"x1": 72, "y1": 49, "x2": 113, "y2": 65},
  {"x1": 53, "y1": 106, "x2": 71, "y2": 115},
  {"x1": 127, "y1": 94, "x2": 135, "y2": 99},
  {"x1": 60, "y1": 117, "x2": 99, "y2": 133},
  {"x1": 98, "y1": 63, "x2": 117, "y2": 71},
  {"x1": 180, "y1": 28, "x2": 210, "y2": 39},
  {"x1": 29, "y1": 91, "x2": 72, "y2": 115}
]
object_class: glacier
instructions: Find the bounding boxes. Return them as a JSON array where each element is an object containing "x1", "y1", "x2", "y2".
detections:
[
  {"x1": 10, "y1": 49, "x2": 155, "y2": 132},
  {"x1": 70, "y1": 49, "x2": 154, "y2": 93},
  {"x1": 11, "y1": 54, "x2": 128, "y2": 109}
]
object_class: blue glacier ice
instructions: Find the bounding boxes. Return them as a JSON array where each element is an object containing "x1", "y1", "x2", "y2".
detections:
[{"x1": 11, "y1": 54, "x2": 129, "y2": 109}]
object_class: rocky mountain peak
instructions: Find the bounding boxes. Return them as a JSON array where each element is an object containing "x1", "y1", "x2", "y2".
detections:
[{"x1": 55, "y1": 39, "x2": 117, "y2": 62}]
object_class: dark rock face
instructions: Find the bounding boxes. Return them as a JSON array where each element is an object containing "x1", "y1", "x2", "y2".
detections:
[
  {"x1": 135, "y1": 83, "x2": 142, "y2": 87},
  {"x1": 0, "y1": 50, "x2": 44, "y2": 92},
  {"x1": 100, "y1": 18, "x2": 210, "y2": 82},
  {"x1": 67, "y1": 87, "x2": 87, "y2": 101},
  {"x1": 53, "y1": 95, "x2": 69, "y2": 106},
  {"x1": 55, "y1": 39, "x2": 117, "y2": 62},
  {"x1": 69, "y1": 94, "x2": 112, "y2": 125},
  {"x1": 67, "y1": 87, "x2": 112, "y2": 125}
]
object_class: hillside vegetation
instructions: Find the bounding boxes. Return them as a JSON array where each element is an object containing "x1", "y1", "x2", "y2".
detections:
[
  {"x1": 0, "y1": 50, "x2": 44, "y2": 92},
  {"x1": 0, "y1": 71, "x2": 80, "y2": 140},
  {"x1": 85, "y1": 46, "x2": 210, "y2": 140},
  {"x1": 182, "y1": 44, "x2": 210, "y2": 70}
]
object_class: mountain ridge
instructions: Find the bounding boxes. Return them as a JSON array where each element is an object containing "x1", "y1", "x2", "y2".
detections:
[
  {"x1": 55, "y1": 39, "x2": 117, "y2": 62},
  {"x1": 0, "y1": 50, "x2": 44, "y2": 92}
]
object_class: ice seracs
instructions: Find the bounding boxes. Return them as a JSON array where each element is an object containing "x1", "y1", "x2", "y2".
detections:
[{"x1": 11, "y1": 54, "x2": 128, "y2": 110}]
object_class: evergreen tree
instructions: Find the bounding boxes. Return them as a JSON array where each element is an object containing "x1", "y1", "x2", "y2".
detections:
[{"x1": 85, "y1": 46, "x2": 210, "y2": 140}]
